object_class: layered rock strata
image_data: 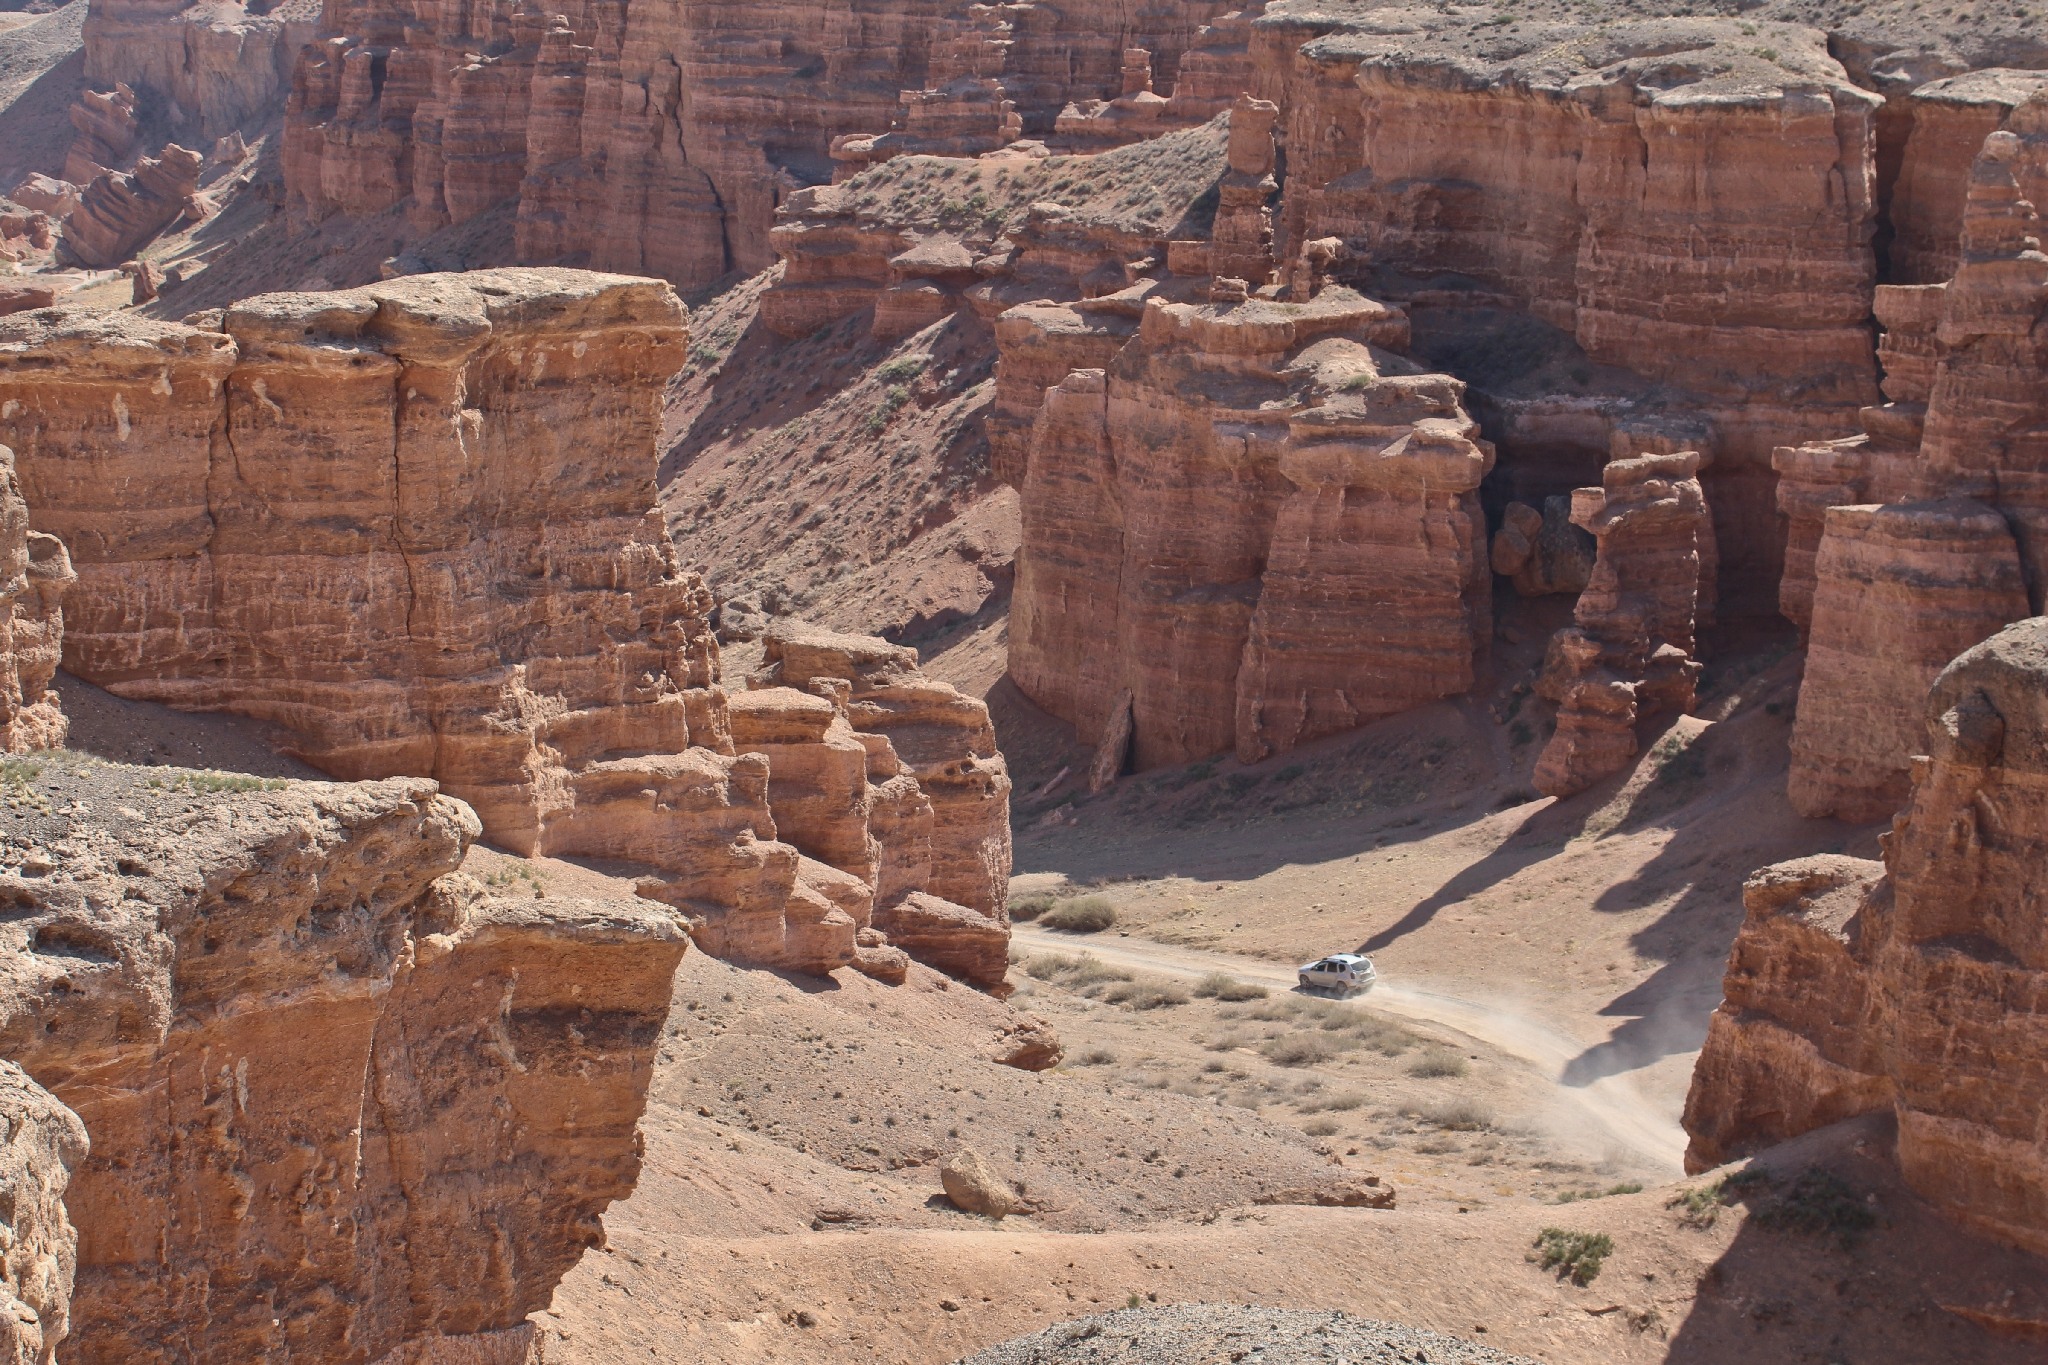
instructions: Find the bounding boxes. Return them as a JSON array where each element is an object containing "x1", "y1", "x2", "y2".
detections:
[
  {"x1": 1489, "y1": 496, "x2": 1594, "y2": 599},
  {"x1": 0, "y1": 268, "x2": 1009, "y2": 983},
  {"x1": 62, "y1": 85, "x2": 139, "y2": 186},
  {"x1": 1532, "y1": 453, "x2": 1707, "y2": 798},
  {"x1": 1786, "y1": 500, "x2": 2030, "y2": 822},
  {"x1": 1685, "y1": 617, "x2": 2048, "y2": 1256},
  {"x1": 1263, "y1": 15, "x2": 1886, "y2": 612},
  {"x1": 285, "y1": 0, "x2": 1243, "y2": 289},
  {"x1": 0, "y1": 771, "x2": 686, "y2": 1364},
  {"x1": 1008, "y1": 284, "x2": 1493, "y2": 772},
  {"x1": 1779, "y1": 97, "x2": 2048, "y2": 818},
  {"x1": 57, "y1": 143, "x2": 203, "y2": 268}
]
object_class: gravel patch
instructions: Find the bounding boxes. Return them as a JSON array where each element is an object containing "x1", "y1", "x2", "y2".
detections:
[{"x1": 956, "y1": 1304, "x2": 1541, "y2": 1364}]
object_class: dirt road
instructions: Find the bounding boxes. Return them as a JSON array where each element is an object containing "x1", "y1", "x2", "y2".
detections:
[{"x1": 1012, "y1": 925, "x2": 1688, "y2": 1175}]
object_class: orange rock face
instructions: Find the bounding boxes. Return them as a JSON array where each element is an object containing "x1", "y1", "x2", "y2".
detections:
[
  {"x1": 1779, "y1": 97, "x2": 2048, "y2": 818},
  {"x1": 0, "y1": 772, "x2": 687, "y2": 1364},
  {"x1": 1686, "y1": 617, "x2": 2048, "y2": 1256},
  {"x1": 1787, "y1": 500, "x2": 2031, "y2": 821},
  {"x1": 1532, "y1": 454, "x2": 1708, "y2": 797},
  {"x1": 1887, "y1": 69, "x2": 2048, "y2": 285},
  {"x1": 83, "y1": 0, "x2": 318, "y2": 141},
  {"x1": 1008, "y1": 285, "x2": 1492, "y2": 773}
]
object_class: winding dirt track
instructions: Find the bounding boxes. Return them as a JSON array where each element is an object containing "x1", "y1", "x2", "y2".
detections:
[{"x1": 1012, "y1": 925, "x2": 1688, "y2": 1176}]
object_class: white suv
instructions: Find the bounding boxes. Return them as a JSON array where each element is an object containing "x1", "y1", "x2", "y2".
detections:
[{"x1": 1297, "y1": 953, "x2": 1377, "y2": 995}]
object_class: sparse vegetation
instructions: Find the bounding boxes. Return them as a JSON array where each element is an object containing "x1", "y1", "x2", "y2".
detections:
[
  {"x1": 1193, "y1": 971, "x2": 1268, "y2": 1002},
  {"x1": 1553, "y1": 1182, "x2": 1643, "y2": 1204},
  {"x1": 1532, "y1": 1227, "x2": 1613, "y2": 1285},
  {"x1": 1009, "y1": 892, "x2": 1057, "y2": 922},
  {"x1": 1406, "y1": 1047, "x2": 1469, "y2": 1079},
  {"x1": 876, "y1": 355, "x2": 928, "y2": 383},
  {"x1": 144, "y1": 770, "x2": 290, "y2": 795},
  {"x1": 1749, "y1": 1169, "x2": 1877, "y2": 1247},
  {"x1": 1260, "y1": 1033, "x2": 1338, "y2": 1067},
  {"x1": 1670, "y1": 1168, "x2": 1770, "y2": 1228},
  {"x1": 1041, "y1": 895, "x2": 1117, "y2": 933},
  {"x1": 1416, "y1": 1098, "x2": 1494, "y2": 1131}
]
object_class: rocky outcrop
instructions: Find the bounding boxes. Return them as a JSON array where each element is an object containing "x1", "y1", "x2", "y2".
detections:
[
  {"x1": 0, "y1": 1063, "x2": 83, "y2": 1365},
  {"x1": 1008, "y1": 284, "x2": 1492, "y2": 773},
  {"x1": 0, "y1": 448, "x2": 72, "y2": 757},
  {"x1": 285, "y1": 0, "x2": 1243, "y2": 289},
  {"x1": 1779, "y1": 97, "x2": 2048, "y2": 817},
  {"x1": 1532, "y1": 453, "x2": 1708, "y2": 798},
  {"x1": 758, "y1": 621, "x2": 1013, "y2": 934},
  {"x1": 1685, "y1": 617, "x2": 2048, "y2": 1256},
  {"x1": 62, "y1": 85, "x2": 139, "y2": 186},
  {"x1": 0, "y1": 771, "x2": 685, "y2": 1364},
  {"x1": 0, "y1": 268, "x2": 1010, "y2": 984},
  {"x1": 1265, "y1": 15, "x2": 1885, "y2": 614},
  {"x1": 56, "y1": 143, "x2": 203, "y2": 268}
]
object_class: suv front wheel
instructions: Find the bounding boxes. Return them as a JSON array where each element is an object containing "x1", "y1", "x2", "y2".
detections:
[{"x1": 1298, "y1": 974, "x2": 1313, "y2": 990}]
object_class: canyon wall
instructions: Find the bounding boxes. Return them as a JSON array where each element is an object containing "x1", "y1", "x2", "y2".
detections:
[
  {"x1": 0, "y1": 447, "x2": 72, "y2": 757},
  {"x1": 0, "y1": 769, "x2": 686, "y2": 1363},
  {"x1": 0, "y1": 268, "x2": 1007, "y2": 982},
  {"x1": 1685, "y1": 616, "x2": 2048, "y2": 1256},
  {"x1": 283, "y1": 0, "x2": 1245, "y2": 288},
  {"x1": 1779, "y1": 95, "x2": 2048, "y2": 819},
  {"x1": 1260, "y1": 14, "x2": 1884, "y2": 614}
]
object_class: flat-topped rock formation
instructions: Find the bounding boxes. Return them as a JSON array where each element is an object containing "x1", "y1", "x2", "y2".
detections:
[
  {"x1": 1008, "y1": 282, "x2": 1491, "y2": 774},
  {"x1": 1686, "y1": 617, "x2": 2048, "y2": 1256},
  {"x1": 0, "y1": 765, "x2": 687, "y2": 1364},
  {"x1": 0, "y1": 268, "x2": 1009, "y2": 983}
]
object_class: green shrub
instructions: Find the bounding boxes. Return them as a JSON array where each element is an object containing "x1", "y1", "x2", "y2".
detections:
[
  {"x1": 876, "y1": 356, "x2": 928, "y2": 383},
  {"x1": 1750, "y1": 1169, "x2": 1877, "y2": 1247},
  {"x1": 1532, "y1": 1228, "x2": 1613, "y2": 1285},
  {"x1": 1193, "y1": 971, "x2": 1268, "y2": 1002},
  {"x1": 1041, "y1": 895, "x2": 1116, "y2": 933},
  {"x1": 1554, "y1": 1182, "x2": 1643, "y2": 1204}
]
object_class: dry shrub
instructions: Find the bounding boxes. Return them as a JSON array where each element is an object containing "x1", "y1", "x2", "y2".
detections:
[
  {"x1": 1010, "y1": 892, "x2": 1057, "y2": 922},
  {"x1": 1407, "y1": 1047, "x2": 1469, "y2": 1078},
  {"x1": 1303, "y1": 1117, "x2": 1341, "y2": 1137},
  {"x1": 1101, "y1": 976, "x2": 1190, "y2": 1010},
  {"x1": 1194, "y1": 971, "x2": 1268, "y2": 1002},
  {"x1": 1041, "y1": 895, "x2": 1117, "y2": 933},
  {"x1": 1261, "y1": 1032, "x2": 1339, "y2": 1067},
  {"x1": 1418, "y1": 1098, "x2": 1494, "y2": 1132}
]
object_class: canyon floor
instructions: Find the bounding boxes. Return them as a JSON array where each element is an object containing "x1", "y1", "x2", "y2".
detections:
[{"x1": 49, "y1": 614, "x2": 2048, "y2": 1364}]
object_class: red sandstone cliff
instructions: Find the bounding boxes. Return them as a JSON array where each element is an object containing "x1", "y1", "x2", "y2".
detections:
[
  {"x1": 0, "y1": 770, "x2": 686, "y2": 1364},
  {"x1": 1686, "y1": 616, "x2": 2048, "y2": 1256},
  {"x1": 0, "y1": 268, "x2": 1008, "y2": 983},
  {"x1": 283, "y1": 0, "x2": 1244, "y2": 289},
  {"x1": 1778, "y1": 94, "x2": 2048, "y2": 819}
]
